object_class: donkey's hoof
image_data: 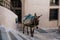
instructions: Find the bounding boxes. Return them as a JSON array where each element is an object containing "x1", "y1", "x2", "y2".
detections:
[
  {"x1": 27, "y1": 32, "x2": 29, "y2": 35},
  {"x1": 27, "y1": 33, "x2": 29, "y2": 35},
  {"x1": 23, "y1": 32, "x2": 24, "y2": 34},
  {"x1": 31, "y1": 34, "x2": 34, "y2": 37},
  {"x1": 31, "y1": 35, "x2": 33, "y2": 37}
]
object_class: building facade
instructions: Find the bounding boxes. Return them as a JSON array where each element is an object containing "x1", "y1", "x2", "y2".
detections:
[
  {"x1": 24, "y1": 0, "x2": 60, "y2": 29},
  {"x1": 0, "y1": 0, "x2": 23, "y2": 23},
  {"x1": 0, "y1": 0, "x2": 60, "y2": 29},
  {"x1": 0, "y1": 0, "x2": 11, "y2": 9}
]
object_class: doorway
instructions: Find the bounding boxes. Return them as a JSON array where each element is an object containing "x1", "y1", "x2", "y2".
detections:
[{"x1": 11, "y1": 0, "x2": 22, "y2": 23}]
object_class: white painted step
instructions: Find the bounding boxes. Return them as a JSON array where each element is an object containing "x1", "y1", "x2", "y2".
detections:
[
  {"x1": 0, "y1": 26, "x2": 11, "y2": 40},
  {"x1": 10, "y1": 30, "x2": 29, "y2": 40},
  {"x1": 9, "y1": 31, "x2": 23, "y2": 40}
]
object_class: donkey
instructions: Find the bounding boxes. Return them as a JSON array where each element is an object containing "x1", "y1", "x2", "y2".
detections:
[{"x1": 22, "y1": 13, "x2": 42, "y2": 37}]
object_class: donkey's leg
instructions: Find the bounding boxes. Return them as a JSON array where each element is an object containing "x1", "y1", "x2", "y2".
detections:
[
  {"x1": 32, "y1": 27, "x2": 34, "y2": 37},
  {"x1": 23, "y1": 25, "x2": 25, "y2": 34},
  {"x1": 32, "y1": 28, "x2": 34, "y2": 34},
  {"x1": 30, "y1": 27, "x2": 32, "y2": 37},
  {"x1": 27, "y1": 26, "x2": 29, "y2": 35},
  {"x1": 30, "y1": 27, "x2": 34, "y2": 37}
]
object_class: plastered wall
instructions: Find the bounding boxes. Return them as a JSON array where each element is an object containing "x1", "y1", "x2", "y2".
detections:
[
  {"x1": 0, "y1": 6, "x2": 17, "y2": 30},
  {"x1": 24, "y1": 0, "x2": 58, "y2": 29}
]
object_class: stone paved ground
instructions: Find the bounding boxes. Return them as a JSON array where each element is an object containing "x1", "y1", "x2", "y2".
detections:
[
  {"x1": 0, "y1": 26, "x2": 60, "y2": 40},
  {"x1": 16, "y1": 26, "x2": 60, "y2": 40}
]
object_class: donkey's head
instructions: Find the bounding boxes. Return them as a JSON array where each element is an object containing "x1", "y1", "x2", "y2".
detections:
[{"x1": 31, "y1": 13, "x2": 42, "y2": 26}]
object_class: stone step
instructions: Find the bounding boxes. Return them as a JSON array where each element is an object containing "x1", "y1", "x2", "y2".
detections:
[
  {"x1": 13, "y1": 30, "x2": 41, "y2": 40},
  {"x1": 9, "y1": 32, "x2": 18, "y2": 40},
  {"x1": 10, "y1": 30, "x2": 30, "y2": 40},
  {"x1": 0, "y1": 30, "x2": 2, "y2": 40},
  {"x1": 0, "y1": 26, "x2": 59, "y2": 40},
  {"x1": 0, "y1": 26, "x2": 11, "y2": 40}
]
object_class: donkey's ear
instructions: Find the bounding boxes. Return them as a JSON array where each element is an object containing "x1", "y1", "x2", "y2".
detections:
[
  {"x1": 34, "y1": 13, "x2": 37, "y2": 17},
  {"x1": 37, "y1": 15, "x2": 42, "y2": 19}
]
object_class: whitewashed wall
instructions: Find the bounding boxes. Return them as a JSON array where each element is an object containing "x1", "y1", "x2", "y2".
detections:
[
  {"x1": 0, "y1": 6, "x2": 17, "y2": 30},
  {"x1": 24, "y1": 0, "x2": 58, "y2": 29}
]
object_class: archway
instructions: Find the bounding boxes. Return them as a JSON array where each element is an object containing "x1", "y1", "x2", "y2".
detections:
[{"x1": 11, "y1": 0, "x2": 22, "y2": 23}]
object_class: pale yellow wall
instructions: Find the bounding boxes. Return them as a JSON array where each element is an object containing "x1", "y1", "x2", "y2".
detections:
[
  {"x1": 24, "y1": 0, "x2": 58, "y2": 29},
  {"x1": 0, "y1": 0, "x2": 59, "y2": 30},
  {"x1": 0, "y1": 6, "x2": 17, "y2": 30},
  {"x1": 58, "y1": 0, "x2": 60, "y2": 26}
]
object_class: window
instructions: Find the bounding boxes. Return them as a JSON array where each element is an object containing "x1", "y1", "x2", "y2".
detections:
[
  {"x1": 15, "y1": 10, "x2": 22, "y2": 15},
  {"x1": 50, "y1": 0, "x2": 59, "y2": 6},
  {"x1": 49, "y1": 9, "x2": 58, "y2": 21},
  {"x1": 11, "y1": 0, "x2": 22, "y2": 7}
]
